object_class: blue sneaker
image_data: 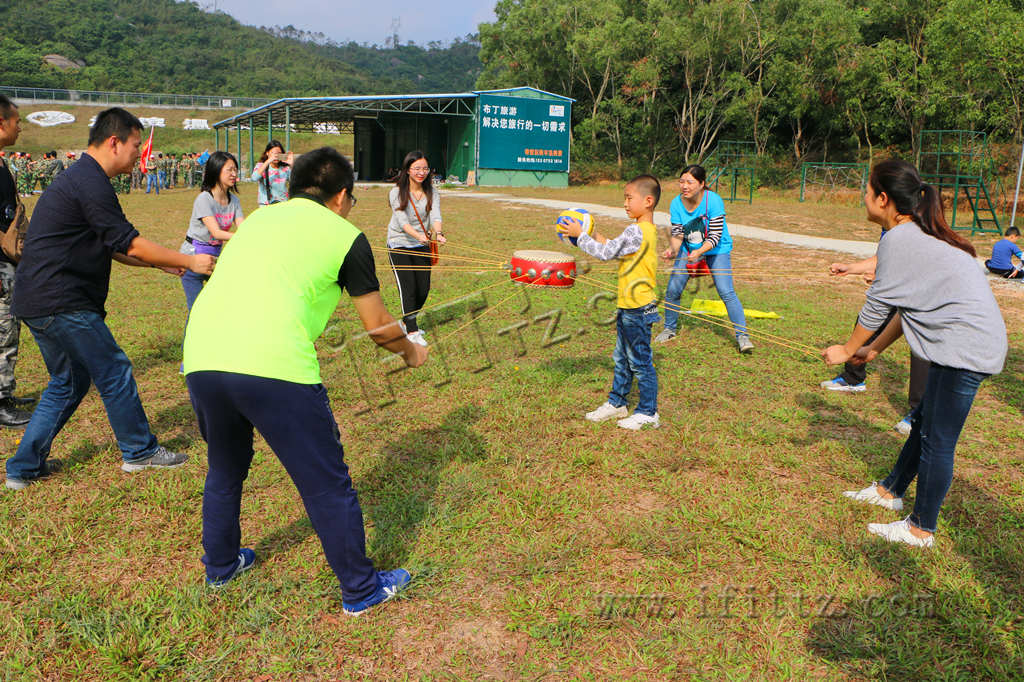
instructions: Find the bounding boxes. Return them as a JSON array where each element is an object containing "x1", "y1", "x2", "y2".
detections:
[
  {"x1": 342, "y1": 569, "x2": 412, "y2": 616},
  {"x1": 819, "y1": 376, "x2": 866, "y2": 393},
  {"x1": 894, "y1": 414, "x2": 913, "y2": 436},
  {"x1": 206, "y1": 548, "x2": 256, "y2": 588}
]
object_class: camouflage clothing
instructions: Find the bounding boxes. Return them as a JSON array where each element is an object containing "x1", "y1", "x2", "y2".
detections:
[
  {"x1": 38, "y1": 158, "x2": 63, "y2": 191},
  {"x1": 111, "y1": 173, "x2": 130, "y2": 195},
  {"x1": 179, "y1": 156, "x2": 194, "y2": 188},
  {"x1": 16, "y1": 162, "x2": 35, "y2": 195},
  {"x1": 0, "y1": 261, "x2": 20, "y2": 399}
]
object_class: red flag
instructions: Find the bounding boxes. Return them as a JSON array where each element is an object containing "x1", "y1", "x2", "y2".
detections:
[{"x1": 139, "y1": 127, "x2": 154, "y2": 174}]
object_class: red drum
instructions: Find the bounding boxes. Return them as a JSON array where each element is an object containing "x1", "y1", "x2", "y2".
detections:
[
  {"x1": 508, "y1": 249, "x2": 577, "y2": 287},
  {"x1": 686, "y1": 259, "x2": 712, "y2": 277}
]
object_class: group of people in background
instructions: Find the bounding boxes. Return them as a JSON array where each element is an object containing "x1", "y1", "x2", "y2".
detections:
[
  {"x1": 138, "y1": 152, "x2": 205, "y2": 194},
  {"x1": 1, "y1": 149, "x2": 76, "y2": 196},
  {"x1": 1, "y1": 148, "x2": 208, "y2": 198}
]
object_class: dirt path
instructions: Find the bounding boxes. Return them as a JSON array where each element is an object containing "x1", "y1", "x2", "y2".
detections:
[{"x1": 443, "y1": 190, "x2": 881, "y2": 259}]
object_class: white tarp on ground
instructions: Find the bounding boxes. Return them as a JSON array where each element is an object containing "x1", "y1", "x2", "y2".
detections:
[
  {"x1": 26, "y1": 111, "x2": 75, "y2": 127},
  {"x1": 183, "y1": 119, "x2": 210, "y2": 130},
  {"x1": 313, "y1": 122, "x2": 340, "y2": 135}
]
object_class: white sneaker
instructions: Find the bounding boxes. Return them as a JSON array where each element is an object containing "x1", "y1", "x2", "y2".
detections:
[
  {"x1": 894, "y1": 416, "x2": 912, "y2": 436},
  {"x1": 819, "y1": 376, "x2": 867, "y2": 392},
  {"x1": 737, "y1": 334, "x2": 754, "y2": 354},
  {"x1": 585, "y1": 402, "x2": 628, "y2": 422},
  {"x1": 407, "y1": 331, "x2": 428, "y2": 347},
  {"x1": 617, "y1": 412, "x2": 660, "y2": 430},
  {"x1": 654, "y1": 329, "x2": 676, "y2": 344},
  {"x1": 867, "y1": 517, "x2": 933, "y2": 548},
  {"x1": 842, "y1": 482, "x2": 903, "y2": 511}
]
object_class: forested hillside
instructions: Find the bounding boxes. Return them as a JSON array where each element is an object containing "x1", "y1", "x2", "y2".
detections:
[
  {"x1": 479, "y1": 0, "x2": 1024, "y2": 173},
  {"x1": 0, "y1": 0, "x2": 482, "y2": 96}
]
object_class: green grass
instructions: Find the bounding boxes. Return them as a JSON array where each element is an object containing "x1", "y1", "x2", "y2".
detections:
[{"x1": 0, "y1": 184, "x2": 1022, "y2": 679}]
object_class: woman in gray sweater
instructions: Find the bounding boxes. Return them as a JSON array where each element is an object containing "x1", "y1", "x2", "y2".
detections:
[
  {"x1": 386, "y1": 151, "x2": 446, "y2": 346},
  {"x1": 823, "y1": 159, "x2": 1007, "y2": 548}
]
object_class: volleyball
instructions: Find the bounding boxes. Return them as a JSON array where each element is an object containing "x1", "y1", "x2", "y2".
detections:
[{"x1": 555, "y1": 208, "x2": 594, "y2": 246}]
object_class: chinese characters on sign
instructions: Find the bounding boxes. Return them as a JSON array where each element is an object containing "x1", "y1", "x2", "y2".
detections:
[{"x1": 477, "y1": 95, "x2": 571, "y2": 172}]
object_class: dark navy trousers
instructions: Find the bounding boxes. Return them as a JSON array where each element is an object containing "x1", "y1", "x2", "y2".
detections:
[{"x1": 186, "y1": 371, "x2": 378, "y2": 600}]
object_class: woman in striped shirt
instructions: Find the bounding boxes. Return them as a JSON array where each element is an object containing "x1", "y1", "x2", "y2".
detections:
[{"x1": 657, "y1": 165, "x2": 753, "y2": 352}]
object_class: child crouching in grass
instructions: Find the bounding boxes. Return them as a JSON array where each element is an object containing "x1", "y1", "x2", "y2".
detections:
[
  {"x1": 562, "y1": 175, "x2": 661, "y2": 430},
  {"x1": 985, "y1": 226, "x2": 1024, "y2": 279}
]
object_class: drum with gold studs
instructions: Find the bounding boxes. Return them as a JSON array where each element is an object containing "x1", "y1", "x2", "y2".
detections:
[{"x1": 508, "y1": 249, "x2": 577, "y2": 287}]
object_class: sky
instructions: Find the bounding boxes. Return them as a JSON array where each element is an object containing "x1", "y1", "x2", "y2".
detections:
[{"x1": 202, "y1": 0, "x2": 495, "y2": 45}]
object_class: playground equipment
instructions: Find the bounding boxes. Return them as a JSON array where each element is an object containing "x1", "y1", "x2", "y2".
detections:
[
  {"x1": 916, "y1": 130, "x2": 1004, "y2": 234},
  {"x1": 799, "y1": 162, "x2": 868, "y2": 202},
  {"x1": 703, "y1": 140, "x2": 756, "y2": 203}
]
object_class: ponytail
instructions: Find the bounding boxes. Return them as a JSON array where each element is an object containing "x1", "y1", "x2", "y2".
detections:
[
  {"x1": 914, "y1": 184, "x2": 975, "y2": 256},
  {"x1": 869, "y1": 160, "x2": 976, "y2": 257}
]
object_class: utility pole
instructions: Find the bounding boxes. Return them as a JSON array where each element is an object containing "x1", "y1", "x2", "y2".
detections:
[{"x1": 389, "y1": 17, "x2": 400, "y2": 48}]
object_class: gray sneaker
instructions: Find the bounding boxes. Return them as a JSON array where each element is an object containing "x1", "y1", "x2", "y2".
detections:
[
  {"x1": 121, "y1": 446, "x2": 188, "y2": 472},
  {"x1": 5, "y1": 459, "x2": 63, "y2": 491},
  {"x1": 654, "y1": 329, "x2": 677, "y2": 344},
  {"x1": 737, "y1": 334, "x2": 754, "y2": 354}
]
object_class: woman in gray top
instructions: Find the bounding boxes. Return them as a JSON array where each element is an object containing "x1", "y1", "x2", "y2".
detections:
[
  {"x1": 823, "y1": 159, "x2": 1007, "y2": 548},
  {"x1": 179, "y1": 151, "x2": 244, "y2": 312},
  {"x1": 386, "y1": 150, "x2": 446, "y2": 345}
]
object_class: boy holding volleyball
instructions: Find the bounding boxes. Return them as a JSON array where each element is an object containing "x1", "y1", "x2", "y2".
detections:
[{"x1": 560, "y1": 175, "x2": 661, "y2": 430}]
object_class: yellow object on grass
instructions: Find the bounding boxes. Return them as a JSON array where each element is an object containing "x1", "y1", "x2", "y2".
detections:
[{"x1": 689, "y1": 298, "x2": 781, "y2": 319}]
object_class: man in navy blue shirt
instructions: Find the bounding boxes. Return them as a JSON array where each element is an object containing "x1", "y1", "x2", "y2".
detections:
[{"x1": 4, "y1": 108, "x2": 216, "y2": 491}]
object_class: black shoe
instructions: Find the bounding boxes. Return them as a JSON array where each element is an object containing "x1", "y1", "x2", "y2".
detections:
[
  {"x1": 10, "y1": 396, "x2": 36, "y2": 407},
  {"x1": 0, "y1": 398, "x2": 32, "y2": 427}
]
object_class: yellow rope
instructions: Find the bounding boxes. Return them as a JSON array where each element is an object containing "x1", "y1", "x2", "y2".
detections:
[{"x1": 572, "y1": 273, "x2": 820, "y2": 358}]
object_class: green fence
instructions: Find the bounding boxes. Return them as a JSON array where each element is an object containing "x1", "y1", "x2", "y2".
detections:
[{"x1": 799, "y1": 162, "x2": 868, "y2": 202}]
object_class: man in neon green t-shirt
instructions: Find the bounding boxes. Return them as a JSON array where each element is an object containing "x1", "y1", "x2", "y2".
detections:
[{"x1": 184, "y1": 147, "x2": 427, "y2": 615}]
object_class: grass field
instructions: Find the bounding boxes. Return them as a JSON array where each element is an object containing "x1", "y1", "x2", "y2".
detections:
[{"x1": 0, "y1": 182, "x2": 1022, "y2": 679}]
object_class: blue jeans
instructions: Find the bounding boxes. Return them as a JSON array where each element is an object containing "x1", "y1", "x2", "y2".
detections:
[
  {"x1": 609, "y1": 304, "x2": 660, "y2": 416},
  {"x1": 146, "y1": 173, "x2": 160, "y2": 194},
  {"x1": 5, "y1": 311, "x2": 159, "y2": 480},
  {"x1": 181, "y1": 271, "x2": 209, "y2": 311},
  {"x1": 880, "y1": 364, "x2": 987, "y2": 533},
  {"x1": 663, "y1": 251, "x2": 747, "y2": 337},
  {"x1": 186, "y1": 371, "x2": 379, "y2": 598},
  {"x1": 159, "y1": 170, "x2": 167, "y2": 188}
]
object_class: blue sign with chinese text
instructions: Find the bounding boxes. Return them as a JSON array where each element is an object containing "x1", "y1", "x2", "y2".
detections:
[{"x1": 477, "y1": 95, "x2": 571, "y2": 172}]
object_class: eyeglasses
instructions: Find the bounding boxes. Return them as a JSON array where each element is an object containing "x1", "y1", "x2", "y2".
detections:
[
  {"x1": 349, "y1": 193, "x2": 358, "y2": 206},
  {"x1": 410, "y1": 167, "x2": 430, "y2": 174}
]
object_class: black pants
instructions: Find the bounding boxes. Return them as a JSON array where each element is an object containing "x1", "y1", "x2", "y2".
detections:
[
  {"x1": 388, "y1": 245, "x2": 432, "y2": 333},
  {"x1": 985, "y1": 260, "x2": 1024, "y2": 279},
  {"x1": 840, "y1": 311, "x2": 930, "y2": 411},
  {"x1": 186, "y1": 370, "x2": 378, "y2": 600}
]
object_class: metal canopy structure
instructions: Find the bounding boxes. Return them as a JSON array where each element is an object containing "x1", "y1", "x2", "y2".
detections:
[
  {"x1": 213, "y1": 87, "x2": 575, "y2": 186},
  {"x1": 212, "y1": 93, "x2": 479, "y2": 176},
  {"x1": 213, "y1": 93, "x2": 476, "y2": 133}
]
